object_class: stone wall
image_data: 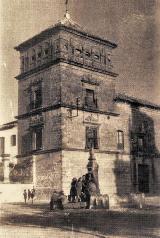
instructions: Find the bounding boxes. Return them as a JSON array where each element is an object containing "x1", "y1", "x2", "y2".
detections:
[
  {"x1": 35, "y1": 152, "x2": 62, "y2": 200},
  {"x1": 18, "y1": 64, "x2": 61, "y2": 116},
  {"x1": 62, "y1": 107, "x2": 130, "y2": 152},
  {"x1": 60, "y1": 63, "x2": 116, "y2": 113},
  {"x1": 10, "y1": 156, "x2": 33, "y2": 183}
]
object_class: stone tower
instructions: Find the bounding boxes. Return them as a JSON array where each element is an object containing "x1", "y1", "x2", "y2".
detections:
[{"x1": 15, "y1": 11, "x2": 121, "y2": 199}]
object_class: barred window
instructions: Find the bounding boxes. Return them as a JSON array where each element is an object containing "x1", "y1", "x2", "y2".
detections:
[
  {"x1": 32, "y1": 127, "x2": 43, "y2": 151},
  {"x1": 86, "y1": 127, "x2": 99, "y2": 149},
  {"x1": 30, "y1": 83, "x2": 42, "y2": 110}
]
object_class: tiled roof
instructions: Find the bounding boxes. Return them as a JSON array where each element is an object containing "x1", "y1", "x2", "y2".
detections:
[
  {"x1": 15, "y1": 12, "x2": 117, "y2": 51},
  {"x1": 115, "y1": 94, "x2": 160, "y2": 110}
]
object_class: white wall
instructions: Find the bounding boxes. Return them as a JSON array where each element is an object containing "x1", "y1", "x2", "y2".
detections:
[{"x1": 0, "y1": 125, "x2": 17, "y2": 163}]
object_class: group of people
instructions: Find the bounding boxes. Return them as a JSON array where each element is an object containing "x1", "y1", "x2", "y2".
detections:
[
  {"x1": 49, "y1": 173, "x2": 98, "y2": 210},
  {"x1": 23, "y1": 187, "x2": 36, "y2": 204},
  {"x1": 69, "y1": 173, "x2": 98, "y2": 208}
]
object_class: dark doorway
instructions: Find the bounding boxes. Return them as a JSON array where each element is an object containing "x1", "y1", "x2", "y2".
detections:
[{"x1": 138, "y1": 164, "x2": 149, "y2": 193}]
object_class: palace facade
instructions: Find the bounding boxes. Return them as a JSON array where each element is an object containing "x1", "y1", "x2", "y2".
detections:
[{"x1": 14, "y1": 12, "x2": 160, "y2": 203}]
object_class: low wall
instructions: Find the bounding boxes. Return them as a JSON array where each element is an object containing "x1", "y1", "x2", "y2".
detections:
[{"x1": 0, "y1": 183, "x2": 33, "y2": 203}]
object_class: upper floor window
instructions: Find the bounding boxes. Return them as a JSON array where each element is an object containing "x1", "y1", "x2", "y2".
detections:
[
  {"x1": 44, "y1": 42, "x2": 50, "y2": 58},
  {"x1": 25, "y1": 57, "x2": 29, "y2": 71},
  {"x1": 117, "y1": 130, "x2": 124, "y2": 150},
  {"x1": 21, "y1": 56, "x2": 25, "y2": 73},
  {"x1": 11, "y1": 135, "x2": 16, "y2": 146},
  {"x1": 93, "y1": 53, "x2": 100, "y2": 62},
  {"x1": 37, "y1": 46, "x2": 42, "y2": 59},
  {"x1": 32, "y1": 126, "x2": 43, "y2": 151},
  {"x1": 30, "y1": 83, "x2": 42, "y2": 110},
  {"x1": 85, "y1": 89, "x2": 97, "y2": 108},
  {"x1": 0, "y1": 137, "x2": 5, "y2": 155},
  {"x1": 137, "y1": 137, "x2": 144, "y2": 152},
  {"x1": 31, "y1": 49, "x2": 36, "y2": 65},
  {"x1": 85, "y1": 50, "x2": 91, "y2": 58},
  {"x1": 86, "y1": 127, "x2": 99, "y2": 149}
]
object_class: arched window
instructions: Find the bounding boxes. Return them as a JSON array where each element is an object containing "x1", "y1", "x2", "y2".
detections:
[
  {"x1": 37, "y1": 46, "x2": 42, "y2": 59},
  {"x1": 31, "y1": 49, "x2": 36, "y2": 66},
  {"x1": 43, "y1": 42, "x2": 50, "y2": 59},
  {"x1": 37, "y1": 46, "x2": 42, "y2": 65}
]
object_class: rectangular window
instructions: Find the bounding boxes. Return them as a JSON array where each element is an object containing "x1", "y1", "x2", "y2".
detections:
[
  {"x1": 86, "y1": 127, "x2": 99, "y2": 149},
  {"x1": 30, "y1": 84, "x2": 42, "y2": 110},
  {"x1": 137, "y1": 137, "x2": 144, "y2": 152},
  {"x1": 85, "y1": 89, "x2": 97, "y2": 108},
  {"x1": 117, "y1": 130, "x2": 124, "y2": 150},
  {"x1": 0, "y1": 137, "x2": 5, "y2": 155},
  {"x1": 11, "y1": 135, "x2": 16, "y2": 146},
  {"x1": 32, "y1": 127, "x2": 43, "y2": 151}
]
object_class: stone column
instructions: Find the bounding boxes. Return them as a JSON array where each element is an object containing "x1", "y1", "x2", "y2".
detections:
[
  {"x1": 87, "y1": 148, "x2": 100, "y2": 194},
  {"x1": 2, "y1": 154, "x2": 10, "y2": 183}
]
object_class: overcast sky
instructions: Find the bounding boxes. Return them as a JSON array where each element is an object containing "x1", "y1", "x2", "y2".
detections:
[{"x1": 0, "y1": 0, "x2": 160, "y2": 124}]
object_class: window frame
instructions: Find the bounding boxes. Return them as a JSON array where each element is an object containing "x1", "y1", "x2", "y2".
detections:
[
  {"x1": 117, "y1": 130, "x2": 124, "y2": 150},
  {"x1": 30, "y1": 83, "x2": 42, "y2": 110},
  {"x1": 85, "y1": 126, "x2": 99, "y2": 149},
  {"x1": 85, "y1": 88, "x2": 97, "y2": 108},
  {"x1": 11, "y1": 135, "x2": 16, "y2": 146},
  {"x1": 32, "y1": 126, "x2": 43, "y2": 151}
]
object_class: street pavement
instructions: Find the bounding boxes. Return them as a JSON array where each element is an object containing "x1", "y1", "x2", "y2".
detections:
[{"x1": 0, "y1": 202, "x2": 160, "y2": 238}]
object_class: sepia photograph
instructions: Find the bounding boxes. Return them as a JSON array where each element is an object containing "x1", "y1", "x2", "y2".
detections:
[{"x1": 0, "y1": 0, "x2": 160, "y2": 237}]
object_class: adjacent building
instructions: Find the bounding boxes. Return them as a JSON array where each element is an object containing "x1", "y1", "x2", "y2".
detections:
[{"x1": 0, "y1": 121, "x2": 17, "y2": 183}]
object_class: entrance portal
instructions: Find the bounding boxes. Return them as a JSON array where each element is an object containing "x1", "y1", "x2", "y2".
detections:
[{"x1": 138, "y1": 164, "x2": 149, "y2": 193}]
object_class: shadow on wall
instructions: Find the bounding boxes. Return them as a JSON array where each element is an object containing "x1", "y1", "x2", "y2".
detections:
[
  {"x1": 113, "y1": 105, "x2": 160, "y2": 198},
  {"x1": 113, "y1": 157, "x2": 131, "y2": 197}
]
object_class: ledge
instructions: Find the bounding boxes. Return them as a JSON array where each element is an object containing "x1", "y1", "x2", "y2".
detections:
[
  {"x1": 15, "y1": 103, "x2": 119, "y2": 120},
  {"x1": 15, "y1": 59, "x2": 118, "y2": 80},
  {"x1": 15, "y1": 25, "x2": 117, "y2": 52}
]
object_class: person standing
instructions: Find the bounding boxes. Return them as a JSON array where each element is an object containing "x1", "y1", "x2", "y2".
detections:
[
  {"x1": 23, "y1": 190, "x2": 27, "y2": 204},
  {"x1": 28, "y1": 189, "x2": 31, "y2": 201},
  {"x1": 76, "y1": 177, "x2": 82, "y2": 202},
  {"x1": 70, "y1": 178, "x2": 77, "y2": 202},
  {"x1": 31, "y1": 187, "x2": 36, "y2": 204}
]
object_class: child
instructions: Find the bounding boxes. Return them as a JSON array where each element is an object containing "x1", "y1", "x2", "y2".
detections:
[{"x1": 23, "y1": 190, "x2": 27, "y2": 204}]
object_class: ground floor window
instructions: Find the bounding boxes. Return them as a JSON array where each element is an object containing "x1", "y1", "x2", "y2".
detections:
[
  {"x1": 0, "y1": 137, "x2": 5, "y2": 154},
  {"x1": 11, "y1": 135, "x2": 16, "y2": 146},
  {"x1": 86, "y1": 126, "x2": 99, "y2": 149}
]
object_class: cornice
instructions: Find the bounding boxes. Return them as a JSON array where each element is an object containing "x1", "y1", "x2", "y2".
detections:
[
  {"x1": 16, "y1": 147, "x2": 160, "y2": 159},
  {"x1": 15, "y1": 103, "x2": 119, "y2": 120},
  {"x1": 15, "y1": 59, "x2": 118, "y2": 80},
  {"x1": 15, "y1": 25, "x2": 117, "y2": 52}
]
